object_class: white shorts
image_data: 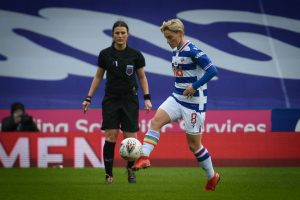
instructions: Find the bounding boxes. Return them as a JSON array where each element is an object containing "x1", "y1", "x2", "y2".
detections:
[{"x1": 159, "y1": 96, "x2": 205, "y2": 134}]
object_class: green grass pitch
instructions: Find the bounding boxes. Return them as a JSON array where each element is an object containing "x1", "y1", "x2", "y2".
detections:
[{"x1": 1, "y1": 167, "x2": 300, "y2": 200}]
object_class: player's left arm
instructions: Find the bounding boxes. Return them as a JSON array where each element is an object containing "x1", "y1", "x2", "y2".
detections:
[
  {"x1": 191, "y1": 49, "x2": 218, "y2": 90},
  {"x1": 192, "y1": 65, "x2": 218, "y2": 90},
  {"x1": 183, "y1": 49, "x2": 218, "y2": 96},
  {"x1": 137, "y1": 67, "x2": 152, "y2": 112}
]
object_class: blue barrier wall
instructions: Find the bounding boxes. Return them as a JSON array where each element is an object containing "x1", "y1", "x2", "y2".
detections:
[{"x1": 272, "y1": 109, "x2": 300, "y2": 132}]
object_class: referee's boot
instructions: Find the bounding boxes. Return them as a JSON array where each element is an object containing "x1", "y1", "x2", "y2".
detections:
[
  {"x1": 105, "y1": 174, "x2": 113, "y2": 184},
  {"x1": 127, "y1": 168, "x2": 136, "y2": 183}
]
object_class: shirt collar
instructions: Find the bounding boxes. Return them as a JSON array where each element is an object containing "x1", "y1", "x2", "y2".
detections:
[{"x1": 177, "y1": 40, "x2": 190, "y2": 52}]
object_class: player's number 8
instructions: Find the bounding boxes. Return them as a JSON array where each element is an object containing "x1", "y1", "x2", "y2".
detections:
[{"x1": 191, "y1": 113, "x2": 197, "y2": 124}]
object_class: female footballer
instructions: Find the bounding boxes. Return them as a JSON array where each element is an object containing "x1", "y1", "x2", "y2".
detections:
[{"x1": 132, "y1": 18, "x2": 220, "y2": 191}]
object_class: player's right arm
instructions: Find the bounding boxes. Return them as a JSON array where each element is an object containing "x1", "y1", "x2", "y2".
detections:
[{"x1": 82, "y1": 67, "x2": 105, "y2": 113}]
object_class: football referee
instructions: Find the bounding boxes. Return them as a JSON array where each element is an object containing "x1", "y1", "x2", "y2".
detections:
[{"x1": 82, "y1": 20, "x2": 152, "y2": 184}]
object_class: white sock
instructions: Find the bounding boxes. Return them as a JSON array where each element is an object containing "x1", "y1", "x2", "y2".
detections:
[{"x1": 194, "y1": 146, "x2": 215, "y2": 179}]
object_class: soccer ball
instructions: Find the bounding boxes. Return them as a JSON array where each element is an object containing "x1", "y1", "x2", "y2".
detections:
[{"x1": 119, "y1": 137, "x2": 142, "y2": 161}]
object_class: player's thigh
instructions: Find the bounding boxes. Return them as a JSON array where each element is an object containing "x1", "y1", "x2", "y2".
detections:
[
  {"x1": 102, "y1": 96, "x2": 121, "y2": 130},
  {"x1": 182, "y1": 107, "x2": 205, "y2": 134},
  {"x1": 158, "y1": 96, "x2": 181, "y2": 122},
  {"x1": 120, "y1": 95, "x2": 139, "y2": 132},
  {"x1": 150, "y1": 108, "x2": 172, "y2": 131}
]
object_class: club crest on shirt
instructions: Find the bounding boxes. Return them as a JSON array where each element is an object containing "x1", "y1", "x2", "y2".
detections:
[{"x1": 126, "y1": 65, "x2": 134, "y2": 76}]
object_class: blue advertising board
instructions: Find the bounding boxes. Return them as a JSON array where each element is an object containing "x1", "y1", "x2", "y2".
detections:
[{"x1": 272, "y1": 109, "x2": 300, "y2": 132}]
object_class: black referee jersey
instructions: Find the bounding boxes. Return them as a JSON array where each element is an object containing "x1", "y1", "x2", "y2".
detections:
[{"x1": 98, "y1": 44, "x2": 145, "y2": 96}]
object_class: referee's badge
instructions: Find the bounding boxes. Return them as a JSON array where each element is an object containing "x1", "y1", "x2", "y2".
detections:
[{"x1": 126, "y1": 65, "x2": 134, "y2": 76}]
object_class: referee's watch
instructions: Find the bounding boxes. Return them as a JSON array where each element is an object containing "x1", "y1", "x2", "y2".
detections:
[
  {"x1": 143, "y1": 94, "x2": 151, "y2": 100},
  {"x1": 85, "y1": 96, "x2": 92, "y2": 103}
]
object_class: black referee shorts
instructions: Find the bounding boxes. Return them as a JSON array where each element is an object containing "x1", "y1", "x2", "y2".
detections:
[{"x1": 101, "y1": 94, "x2": 139, "y2": 132}]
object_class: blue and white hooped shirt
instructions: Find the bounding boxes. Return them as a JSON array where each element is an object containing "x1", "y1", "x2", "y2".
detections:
[{"x1": 171, "y1": 40, "x2": 213, "y2": 113}]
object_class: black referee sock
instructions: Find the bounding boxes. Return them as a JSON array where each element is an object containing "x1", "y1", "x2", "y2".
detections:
[
  {"x1": 127, "y1": 161, "x2": 134, "y2": 169},
  {"x1": 103, "y1": 140, "x2": 116, "y2": 177}
]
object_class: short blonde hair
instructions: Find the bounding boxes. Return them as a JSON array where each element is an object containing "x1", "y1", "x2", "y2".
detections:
[{"x1": 160, "y1": 18, "x2": 184, "y2": 33}]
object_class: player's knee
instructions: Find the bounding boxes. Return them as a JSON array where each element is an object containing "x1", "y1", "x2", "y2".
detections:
[
  {"x1": 187, "y1": 141, "x2": 202, "y2": 152},
  {"x1": 150, "y1": 117, "x2": 163, "y2": 131},
  {"x1": 188, "y1": 144, "x2": 197, "y2": 152}
]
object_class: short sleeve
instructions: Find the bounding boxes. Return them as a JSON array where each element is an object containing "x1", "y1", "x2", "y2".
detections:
[
  {"x1": 98, "y1": 50, "x2": 106, "y2": 69},
  {"x1": 135, "y1": 51, "x2": 146, "y2": 69},
  {"x1": 191, "y1": 48, "x2": 212, "y2": 70}
]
